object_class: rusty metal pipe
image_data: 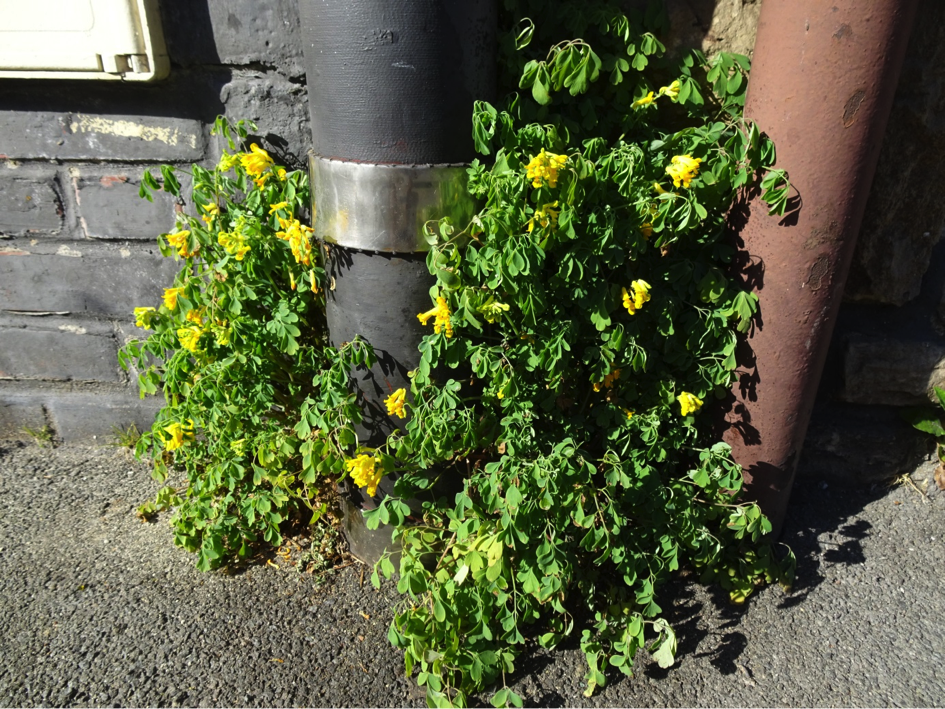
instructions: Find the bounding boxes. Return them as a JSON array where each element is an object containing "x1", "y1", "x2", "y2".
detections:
[{"x1": 724, "y1": 0, "x2": 919, "y2": 536}]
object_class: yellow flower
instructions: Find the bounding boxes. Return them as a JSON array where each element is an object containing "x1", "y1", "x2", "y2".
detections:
[
  {"x1": 527, "y1": 201, "x2": 560, "y2": 233},
  {"x1": 240, "y1": 143, "x2": 273, "y2": 177},
  {"x1": 677, "y1": 391, "x2": 704, "y2": 417},
  {"x1": 418, "y1": 296, "x2": 453, "y2": 337},
  {"x1": 253, "y1": 173, "x2": 270, "y2": 189},
  {"x1": 275, "y1": 217, "x2": 314, "y2": 266},
  {"x1": 163, "y1": 420, "x2": 194, "y2": 451},
  {"x1": 166, "y1": 230, "x2": 195, "y2": 258},
  {"x1": 478, "y1": 297, "x2": 510, "y2": 324},
  {"x1": 622, "y1": 280, "x2": 651, "y2": 315},
  {"x1": 631, "y1": 91, "x2": 656, "y2": 109},
  {"x1": 653, "y1": 182, "x2": 671, "y2": 195},
  {"x1": 525, "y1": 149, "x2": 568, "y2": 189},
  {"x1": 640, "y1": 223, "x2": 653, "y2": 239},
  {"x1": 665, "y1": 154, "x2": 702, "y2": 189},
  {"x1": 276, "y1": 168, "x2": 287, "y2": 181},
  {"x1": 163, "y1": 287, "x2": 183, "y2": 310},
  {"x1": 593, "y1": 368, "x2": 621, "y2": 392},
  {"x1": 268, "y1": 201, "x2": 289, "y2": 215},
  {"x1": 385, "y1": 388, "x2": 407, "y2": 419},
  {"x1": 134, "y1": 306, "x2": 156, "y2": 329},
  {"x1": 185, "y1": 308, "x2": 205, "y2": 326},
  {"x1": 624, "y1": 409, "x2": 635, "y2": 420},
  {"x1": 346, "y1": 454, "x2": 382, "y2": 497},
  {"x1": 177, "y1": 325, "x2": 203, "y2": 353},
  {"x1": 201, "y1": 202, "x2": 220, "y2": 225},
  {"x1": 217, "y1": 152, "x2": 239, "y2": 172},
  {"x1": 218, "y1": 231, "x2": 250, "y2": 261},
  {"x1": 659, "y1": 80, "x2": 681, "y2": 102}
]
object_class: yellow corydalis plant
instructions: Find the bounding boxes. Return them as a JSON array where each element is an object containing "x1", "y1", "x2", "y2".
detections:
[
  {"x1": 622, "y1": 280, "x2": 651, "y2": 315},
  {"x1": 593, "y1": 368, "x2": 621, "y2": 392},
  {"x1": 346, "y1": 454, "x2": 382, "y2": 497},
  {"x1": 677, "y1": 391, "x2": 704, "y2": 416},
  {"x1": 418, "y1": 296, "x2": 453, "y2": 337},
  {"x1": 665, "y1": 154, "x2": 702, "y2": 189},
  {"x1": 162, "y1": 420, "x2": 194, "y2": 451},
  {"x1": 527, "y1": 201, "x2": 560, "y2": 232},
  {"x1": 386, "y1": 388, "x2": 407, "y2": 419},
  {"x1": 163, "y1": 288, "x2": 183, "y2": 310},
  {"x1": 275, "y1": 217, "x2": 314, "y2": 266},
  {"x1": 166, "y1": 229, "x2": 195, "y2": 258},
  {"x1": 525, "y1": 148, "x2": 568, "y2": 188},
  {"x1": 134, "y1": 307, "x2": 156, "y2": 329}
]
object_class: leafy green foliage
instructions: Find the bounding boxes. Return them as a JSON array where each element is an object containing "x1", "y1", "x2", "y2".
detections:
[
  {"x1": 121, "y1": 117, "x2": 368, "y2": 571},
  {"x1": 358, "y1": 2, "x2": 796, "y2": 705}
]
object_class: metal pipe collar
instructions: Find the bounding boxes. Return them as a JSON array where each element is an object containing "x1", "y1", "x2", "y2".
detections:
[{"x1": 309, "y1": 154, "x2": 477, "y2": 253}]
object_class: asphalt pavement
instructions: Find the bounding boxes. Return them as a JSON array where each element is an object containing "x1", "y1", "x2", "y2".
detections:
[{"x1": 0, "y1": 438, "x2": 942, "y2": 708}]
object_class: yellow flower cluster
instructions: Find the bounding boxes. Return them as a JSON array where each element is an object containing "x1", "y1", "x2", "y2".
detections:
[
  {"x1": 665, "y1": 154, "x2": 702, "y2": 189},
  {"x1": 217, "y1": 152, "x2": 240, "y2": 172},
  {"x1": 631, "y1": 91, "x2": 655, "y2": 109},
  {"x1": 201, "y1": 202, "x2": 220, "y2": 226},
  {"x1": 659, "y1": 80, "x2": 681, "y2": 102},
  {"x1": 677, "y1": 391, "x2": 703, "y2": 416},
  {"x1": 185, "y1": 308, "x2": 205, "y2": 326},
  {"x1": 166, "y1": 229, "x2": 195, "y2": 258},
  {"x1": 527, "y1": 201, "x2": 560, "y2": 233},
  {"x1": 218, "y1": 230, "x2": 250, "y2": 261},
  {"x1": 134, "y1": 306, "x2": 156, "y2": 329},
  {"x1": 163, "y1": 287, "x2": 183, "y2": 310},
  {"x1": 622, "y1": 280, "x2": 651, "y2": 315},
  {"x1": 163, "y1": 419, "x2": 194, "y2": 451},
  {"x1": 241, "y1": 143, "x2": 273, "y2": 177},
  {"x1": 177, "y1": 325, "x2": 202, "y2": 353},
  {"x1": 346, "y1": 454, "x2": 383, "y2": 497},
  {"x1": 418, "y1": 296, "x2": 453, "y2": 337},
  {"x1": 593, "y1": 368, "x2": 621, "y2": 392},
  {"x1": 525, "y1": 149, "x2": 568, "y2": 189},
  {"x1": 385, "y1": 388, "x2": 407, "y2": 419},
  {"x1": 275, "y1": 217, "x2": 314, "y2": 266}
]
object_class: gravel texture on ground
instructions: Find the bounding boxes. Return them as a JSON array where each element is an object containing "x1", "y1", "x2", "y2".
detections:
[{"x1": 0, "y1": 438, "x2": 943, "y2": 708}]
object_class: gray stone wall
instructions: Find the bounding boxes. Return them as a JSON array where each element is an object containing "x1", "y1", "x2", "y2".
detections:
[
  {"x1": 0, "y1": 0, "x2": 943, "y2": 483},
  {"x1": 0, "y1": 0, "x2": 309, "y2": 440}
]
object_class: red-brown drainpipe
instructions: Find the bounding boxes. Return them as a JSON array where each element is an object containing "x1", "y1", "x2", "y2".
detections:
[{"x1": 725, "y1": 0, "x2": 920, "y2": 536}]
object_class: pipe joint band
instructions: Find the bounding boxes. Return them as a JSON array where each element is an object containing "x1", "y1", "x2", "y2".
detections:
[{"x1": 309, "y1": 153, "x2": 477, "y2": 253}]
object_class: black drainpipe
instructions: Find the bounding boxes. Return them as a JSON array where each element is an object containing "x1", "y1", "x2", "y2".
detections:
[{"x1": 297, "y1": 1, "x2": 496, "y2": 563}]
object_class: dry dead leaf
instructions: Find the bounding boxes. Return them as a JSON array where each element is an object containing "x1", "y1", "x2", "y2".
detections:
[{"x1": 935, "y1": 464, "x2": 945, "y2": 491}]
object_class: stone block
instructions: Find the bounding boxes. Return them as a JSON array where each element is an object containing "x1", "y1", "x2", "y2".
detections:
[
  {"x1": 0, "y1": 327, "x2": 120, "y2": 382},
  {"x1": 664, "y1": 0, "x2": 761, "y2": 58},
  {"x1": 219, "y1": 74, "x2": 311, "y2": 165},
  {"x1": 798, "y1": 403, "x2": 931, "y2": 485},
  {"x1": 0, "y1": 112, "x2": 205, "y2": 162},
  {"x1": 160, "y1": 0, "x2": 305, "y2": 77},
  {"x1": 0, "y1": 393, "x2": 47, "y2": 438},
  {"x1": 841, "y1": 335, "x2": 945, "y2": 406},
  {"x1": 0, "y1": 171, "x2": 63, "y2": 235},
  {"x1": 845, "y1": 0, "x2": 945, "y2": 305},
  {"x1": 73, "y1": 171, "x2": 176, "y2": 240},
  {"x1": 46, "y1": 391, "x2": 163, "y2": 442},
  {"x1": 0, "y1": 246, "x2": 180, "y2": 318}
]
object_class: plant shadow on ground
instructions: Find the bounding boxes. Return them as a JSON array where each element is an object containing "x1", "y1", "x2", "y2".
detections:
[
  {"x1": 498, "y1": 476, "x2": 891, "y2": 708},
  {"x1": 646, "y1": 479, "x2": 888, "y2": 680}
]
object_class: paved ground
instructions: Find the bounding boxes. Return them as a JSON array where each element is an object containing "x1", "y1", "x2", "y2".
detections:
[{"x1": 0, "y1": 438, "x2": 943, "y2": 708}]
